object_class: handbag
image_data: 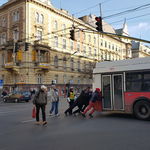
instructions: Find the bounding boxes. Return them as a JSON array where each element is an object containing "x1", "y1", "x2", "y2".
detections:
[{"x1": 32, "y1": 107, "x2": 36, "y2": 118}]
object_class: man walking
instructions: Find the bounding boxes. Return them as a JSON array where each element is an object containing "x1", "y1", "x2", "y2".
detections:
[
  {"x1": 33, "y1": 85, "x2": 47, "y2": 125},
  {"x1": 49, "y1": 85, "x2": 60, "y2": 116},
  {"x1": 82, "y1": 88, "x2": 102, "y2": 117}
]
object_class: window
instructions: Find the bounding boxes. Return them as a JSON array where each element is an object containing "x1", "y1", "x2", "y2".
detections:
[
  {"x1": 71, "y1": 59, "x2": 74, "y2": 69},
  {"x1": 78, "y1": 61, "x2": 80, "y2": 69},
  {"x1": 89, "y1": 47, "x2": 91, "y2": 55},
  {"x1": 94, "y1": 49, "x2": 96, "y2": 56},
  {"x1": 101, "y1": 53, "x2": 103, "y2": 60},
  {"x1": 105, "y1": 54, "x2": 107, "y2": 60},
  {"x1": 63, "y1": 57, "x2": 66, "y2": 68},
  {"x1": 84, "y1": 61, "x2": 86, "y2": 70},
  {"x1": 128, "y1": 49, "x2": 131, "y2": 54},
  {"x1": 14, "y1": 74, "x2": 17, "y2": 84},
  {"x1": 83, "y1": 32, "x2": 86, "y2": 40},
  {"x1": 78, "y1": 77, "x2": 80, "y2": 84},
  {"x1": 1, "y1": 34, "x2": 6, "y2": 44},
  {"x1": 2, "y1": 18, "x2": 5, "y2": 27},
  {"x1": 84, "y1": 78, "x2": 86, "y2": 85},
  {"x1": 13, "y1": 12, "x2": 16, "y2": 22},
  {"x1": 89, "y1": 79, "x2": 92, "y2": 85},
  {"x1": 144, "y1": 49, "x2": 147, "y2": 52},
  {"x1": 35, "y1": 12, "x2": 39, "y2": 22},
  {"x1": 54, "y1": 56, "x2": 58, "y2": 66},
  {"x1": 89, "y1": 62, "x2": 92, "y2": 70},
  {"x1": 125, "y1": 72, "x2": 150, "y2": 92},
  {"x1": 54, "y1": 20, "x2": 57, "y2": 30},
  {"x1": 62, "y1": 39, "x2": 66, "y2": 49},
  {"x1": 109, "y1": 42, "x2": 111, "y2": 49},
  {"x1": 109, "y1": 55, "x2": 111, "y2": 60},
  {"x1": 14, "y1": 30, "x2": 18, "y2": 40},
  {"x1": 112, "y1": 44, "x2": 114, "y2": 50},
  {"x1": 62, "y1": 24, "x2": 66, "y2": 33},
  {"x1": 83, "y1": 46, "x2": 86, "y2": 53},
  {"x1": 70, "y1": 41, "x2": 74, "y2": 51},
  {"x1": 70, "y1": 76, "x2": 74, "y2": 84},
  {"x1": 2, "y1": 54, "x2": 5, "y2": 66},
  {"x1": 94, "y1": 37, "x2": 96, "y2": 44},
  {"x1": 101, "y1": 39, "x2": 103, "y2": 46},
  {"x1": 40, "y1": 14, "x2": 44, "y2": 24},
  {"x1": 89, "y1": 35, "x2": 91, "y2": 42},
  {"x1": 77, "y1": 30, "x2": 80, "y2": 38},
  {"x1": 17, "y1": 11, "x2": 19, "y2": 21},
  {"x1": 119, "y1": 47, "x2": 121, "y2": 52},
  {"x1": 55, "y1": 75, "x2": 58, "y2": 84},
  {"x1": 38, "y1": 74, "x2": 42, "y2": 84},
  {"x1": 77, "y1": 43, "x2": 80, "y2": 52},
  {"x1": 105, "y1": 41, "x2": 107, "y2": 48},
  {"x1": 63, "y1": 75, "x2": 66, "y2": 84},
  {"x1": 54, "y1": 36, "x2": 58, "y2": 47},
  {"x1": 37, "y1": 30, "x2": 42, "y2": 40},
  {"x1": 116, "y1": 45, "x2": 117, "y2": 51}
]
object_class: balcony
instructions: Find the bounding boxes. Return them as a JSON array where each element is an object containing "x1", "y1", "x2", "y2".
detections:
[{"x1": 34, "y1": 40, "x2": 49, "y2": 48}]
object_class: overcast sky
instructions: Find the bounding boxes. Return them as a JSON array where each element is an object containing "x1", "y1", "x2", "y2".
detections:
[{"x1": 1, "y1": 0, "x2": 150, "y2": 47}]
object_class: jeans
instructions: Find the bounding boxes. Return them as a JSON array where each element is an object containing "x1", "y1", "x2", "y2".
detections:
[
  {"x1": 49, "y1": 101, "x2": 59, "y2": 115},
  {"x1": 65, "y1": 100, "x2": 77, "y2": 114},
  {"x1": 36, "y1": 104, "x2": 46, "y2": 122}
]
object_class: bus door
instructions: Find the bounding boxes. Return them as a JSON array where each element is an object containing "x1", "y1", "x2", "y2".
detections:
[
  {"x1": 112, "y1": 74, "x2": 124, "y2": 110},
  {"x1": 102, "y1": 75, "x2": 112, "y2": 110},
  {"x1": 102, "y1": 74, "x2": 124, "y2": 111}
]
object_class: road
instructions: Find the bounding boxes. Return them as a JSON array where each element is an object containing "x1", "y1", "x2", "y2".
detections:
[{"x1": 0, "y1": 99, "x2": 150, "y2": 150}]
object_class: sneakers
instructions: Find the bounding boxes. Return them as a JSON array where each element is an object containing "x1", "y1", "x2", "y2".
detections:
[
  {"x1": 82, "y1": 114, "x2": 86, "y2": 117},
  {"x1": 43, "y1": 121, "x2": 47, "y2": 125},
  {"x1": 89, "y1": 114, "x2": 93, "y2": 117},
  {"x1": 55, "y1": 114, "x2": 60, "y2": 116},
  {"x1": 36, "y1": 121, "x2": 40, "y2": 125},
  {"x1": 49, "y1": 113, "x2": 52, "y2": 116},
  {"x1": 73, "y1": 113, "x2": 76, "y2": 116}
]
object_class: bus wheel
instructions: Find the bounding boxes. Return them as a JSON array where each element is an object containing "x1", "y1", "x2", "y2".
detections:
[{"x1": 134, "y1": 100, "x2": 150, "y2": 121}]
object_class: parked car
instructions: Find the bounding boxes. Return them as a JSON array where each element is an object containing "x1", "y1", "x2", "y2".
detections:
[{"x1": 3, "y1": 91, "x2": 31, "y2": 103}]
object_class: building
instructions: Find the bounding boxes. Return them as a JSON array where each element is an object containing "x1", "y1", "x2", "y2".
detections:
[
  {"x1": 131, "y1": 41, "x2": 150, "y2": 58},
  {"x1": 0, "y1": 0, "x2": 132, "y2": 96}
]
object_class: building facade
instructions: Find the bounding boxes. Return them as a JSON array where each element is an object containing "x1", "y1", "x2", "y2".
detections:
[{"x1": 0, "y1": 0, "x2": 132, "y2": 96}]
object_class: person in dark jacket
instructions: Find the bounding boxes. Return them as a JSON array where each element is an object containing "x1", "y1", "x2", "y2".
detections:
[
  {"x1": 82, "y1": 88, "x2": 102, "y2": 117},
  {"x1": 64, "y1": 89, "x2": 90, "y2": 116},
  {"x1": 33, "y1": 85, "x2": 47, "y2": 125},
  {"x1": 2, "y1": 91, "x2": 7, "y2": 98}
]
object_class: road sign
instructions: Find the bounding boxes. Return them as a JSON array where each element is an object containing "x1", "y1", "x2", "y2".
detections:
[{"x1": 0, "y1": 79, "x2": 3, "y2": 89}]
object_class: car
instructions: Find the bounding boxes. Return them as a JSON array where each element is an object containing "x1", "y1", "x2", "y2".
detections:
[{"x1": 3, "y1": 91, "x2": 31, "y2": 103}]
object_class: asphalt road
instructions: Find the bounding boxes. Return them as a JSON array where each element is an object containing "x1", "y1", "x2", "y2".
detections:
[{"x1": 0, "y1": 98, "x2": 150, "y2": 150}]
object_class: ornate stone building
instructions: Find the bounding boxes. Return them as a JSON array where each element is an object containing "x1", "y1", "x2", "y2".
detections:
[{"x1": 0, "y1": 0, "x2": 132, "y2": 96}]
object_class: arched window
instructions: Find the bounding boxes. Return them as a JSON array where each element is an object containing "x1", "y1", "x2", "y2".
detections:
[
  {"x1": 17, "y1": 11, "x2": 19, "y2": 21},
  {"x1": 54, "y1": 36, "x2": 58, "y2": 47},
  {"x1": 2, "y1": 17, "x2": 5, "y2": 27},
  {"x1": 89, "y1": 47, "x2": 91, "y2": 55},
  {"x1": 54, "y1": 56, "x2": 58, "y2": 66},
  {"x1": 35, "y1": 12, "x2": 39, "y2": 22},
  {"x1": 83, "y1": 32, "x2": 86, "y2": 40},
  {"x1": 94, "y1": 37, "x2": 96, "y2": 44},
  {"x1": 89, "y1": 35, "x2": 91, "y2": 42},
  {"x1": 71, "y1": 59, "x2": 74, "y2": 69},
  {"x1": 54, "y1": 20, "x2": 57, "y2": 30},
  {"x1": 62, "y1": 24, "x2": 66, "y2": 33},
  {"x1": 40, "y1": 14, "x2": 44, "y2": 24},
  {"x1": 78, "y1": 61, "x2": 80, "y2": 69},
  {"x1": 13, "y1": 12, "x2": 16, "y2": 22}
]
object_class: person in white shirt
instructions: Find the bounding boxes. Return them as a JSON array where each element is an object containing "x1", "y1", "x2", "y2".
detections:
[{"x1": 49, "y1": 85, "x2": 60, "y2": 116}]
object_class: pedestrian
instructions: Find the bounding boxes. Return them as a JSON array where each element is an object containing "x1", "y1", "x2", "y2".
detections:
[
  {"x1": 49, "y1": 85, "x2": 60, "y2": 116},
  {"x1": 67, "y1": 87, "x2": 76, "y2": 115},
  {"x1": 2, "y1": 90, "x2": 7, "y2": 98},
  {"x1": 33, "y1": 85, "x2": 47, "y2": 125},
  {"x1": 64, "y1": 89, "x2": 90, "y2": 116},
  {"x1": 82, "y1": 88, "x2": 102, "y2": 117}
]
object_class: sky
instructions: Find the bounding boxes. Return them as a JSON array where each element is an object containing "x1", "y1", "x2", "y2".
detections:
[{"x1": 0, "y1": 0, "x2": 150, "y2": 47}]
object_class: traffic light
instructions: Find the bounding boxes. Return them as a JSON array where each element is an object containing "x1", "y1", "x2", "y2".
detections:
[
  {"x1": 15, "y1": 43, "x2": 19, "y2": 53},
  {"x1": 95, "y1": 16, "x2": 103, "y2": 32},
  {"x1": 25, "y1": 42, "x2": 29, "y2": 51},
  {"x1": 70, "y1": 29, "x2": 75, "y2": 40}
]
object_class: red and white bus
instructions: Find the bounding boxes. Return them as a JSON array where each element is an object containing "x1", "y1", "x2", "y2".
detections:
[{"x1": 93, "y1": 57, "x2": 150, "y2": 120}]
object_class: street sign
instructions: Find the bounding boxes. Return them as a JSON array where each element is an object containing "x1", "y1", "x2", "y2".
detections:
[{"x1": 0, "y1": 79, "x2": 3, "y2": 89}]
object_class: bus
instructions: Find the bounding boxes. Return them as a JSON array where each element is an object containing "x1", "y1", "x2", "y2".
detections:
[{"x1": 93, "y1": 57, "x2": 150, "y2": 120}]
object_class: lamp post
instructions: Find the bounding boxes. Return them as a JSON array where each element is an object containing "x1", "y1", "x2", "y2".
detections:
[{"x1": 64, "y1": 51, "x2": 77, "y2": 98}]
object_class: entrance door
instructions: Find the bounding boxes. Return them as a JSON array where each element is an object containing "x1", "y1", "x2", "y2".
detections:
[
  {"x1": 112, "y1": 74, "x2": 124, "y2": 110},
  {"x1": 102, "y1": 75, "x2": 112, "y2": 110}
]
